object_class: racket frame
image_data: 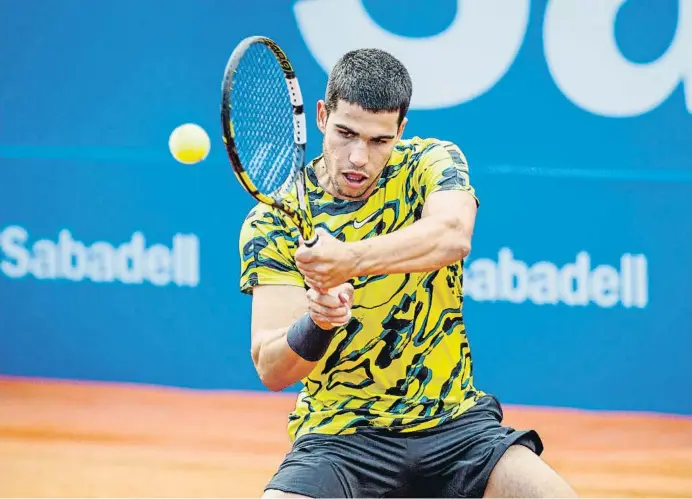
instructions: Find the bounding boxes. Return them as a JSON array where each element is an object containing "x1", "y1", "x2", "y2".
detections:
[{"x1": 221, "y1": 35, "x2": 317, "y2": 246}]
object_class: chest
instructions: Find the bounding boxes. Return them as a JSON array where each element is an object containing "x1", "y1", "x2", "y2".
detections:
[{"x1": 310, "y1": 183, "x2": 422, "y2": 243}]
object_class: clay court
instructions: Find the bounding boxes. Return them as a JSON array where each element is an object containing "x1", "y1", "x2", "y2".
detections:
[{"x1": 1, "y1": 376, "x2": 691, "y2": 497}]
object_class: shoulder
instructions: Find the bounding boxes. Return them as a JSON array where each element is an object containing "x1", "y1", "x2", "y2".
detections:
[
  {"x1": 392, "y1": 137, "x2": 468, "y2": 167},
  {"x1": 241, "y1": 203, "x2": 289, "y2": 232},
  {"x1": 239, "y1": 202, "x2": 295, "y2": 250},
  {"x1": 238, "y1": 203, "x2": 304, "y2": 294}
]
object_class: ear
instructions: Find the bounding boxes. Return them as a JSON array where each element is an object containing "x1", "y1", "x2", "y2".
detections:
[
  {"x1": 396, "y1": 116, "x2": 408, "y2": 140},
  {"x1": 316, "y1": 100, "x2": 328, "y2": 133}
]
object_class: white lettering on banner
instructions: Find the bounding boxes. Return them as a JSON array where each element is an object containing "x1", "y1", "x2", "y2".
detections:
[
  {"x1": 294, "y1": 0, "x2": 690, "y2": 117},
  {"x1": 0, "y1": 226, "x2": 200, "y2": 287},
  {"x1": 544, "y1": 0, "x2": 692, "y2": 117},
  {"x1": 465, "y1": 249, "x2": 648, "y2": 308},
  {"x1": 293, "y1": 0, "x2": 530, "y2": 110}
]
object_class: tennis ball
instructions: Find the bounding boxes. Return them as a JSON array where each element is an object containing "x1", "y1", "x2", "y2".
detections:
[{"x1": 168, "y1": 123, "x2": 210, "y2": 164}]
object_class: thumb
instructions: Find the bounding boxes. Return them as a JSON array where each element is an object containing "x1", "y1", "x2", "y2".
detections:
[
  {"x1": 338, "y1": 292, "x2": 350, "y2": 305},
  {"x1": 314, "y1": 227, "x2": 330, "y2": 240}
]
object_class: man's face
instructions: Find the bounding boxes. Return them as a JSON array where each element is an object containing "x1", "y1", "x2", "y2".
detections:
[{"x1": 317, "y1": 100, "x2": 406, "y2": 200}]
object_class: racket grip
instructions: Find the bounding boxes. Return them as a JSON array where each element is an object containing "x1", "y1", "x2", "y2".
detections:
[{"x1": 304, "y1": 233, "x2": 319, "y2": 247}]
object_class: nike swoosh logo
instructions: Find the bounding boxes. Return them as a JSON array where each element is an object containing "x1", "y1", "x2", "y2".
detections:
[{"x1": 353, "y1": 212, "x2": 378, "y2": 229}]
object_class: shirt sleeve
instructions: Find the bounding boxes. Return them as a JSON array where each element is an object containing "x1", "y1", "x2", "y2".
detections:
[
  {"x1": 238, "y1": 205, "x2": 305, "y2": 295},
  {"x1": 412, "y1": 140, "x2": 479, "y2": 207}
]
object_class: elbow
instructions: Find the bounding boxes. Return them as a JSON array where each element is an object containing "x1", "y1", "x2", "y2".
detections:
[
  {"x1": 251, "y1": 344, "x2": 290, "y2": 392},
  {"x1": 256, "y1": 361, "x2": 289, "y2": 392},
  {"x1": 440, "y1": 216, "x2": 472, "y2": 262},
  {"x1": 259, "y1": 371, "x2": 289, "y2": 392},
  {"x1": 449, "y1": 237, "x2": 471, "y2": 264},
  {"x1": 456, "y1": 236, "x2": 472, "y2": 260}
]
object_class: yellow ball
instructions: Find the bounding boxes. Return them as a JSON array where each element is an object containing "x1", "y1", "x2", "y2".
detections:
[{"x1": 168, "y1": 123, "x2": 210, "y2": 164}]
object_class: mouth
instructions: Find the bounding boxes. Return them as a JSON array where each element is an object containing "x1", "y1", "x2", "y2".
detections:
[{"x1": 342, "y1": 171, "x2": 368, "y2": 188}]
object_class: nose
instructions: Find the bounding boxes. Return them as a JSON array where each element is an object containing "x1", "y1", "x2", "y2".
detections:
[{"x1": 348, "y1": 140, "x2": 368, "y2": 168}]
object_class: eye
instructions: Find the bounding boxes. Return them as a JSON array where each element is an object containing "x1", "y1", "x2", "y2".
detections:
[
  {"x1": 372, "y1": 138, "x2": 389, "y2": 145},
  {"x1": 338, "y1": 130, "x2": 354, "y2": 138}
]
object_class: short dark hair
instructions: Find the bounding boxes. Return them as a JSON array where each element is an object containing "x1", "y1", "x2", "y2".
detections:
[{"x1": 325, "y1": 48, "x2": 412, "y2": 125}]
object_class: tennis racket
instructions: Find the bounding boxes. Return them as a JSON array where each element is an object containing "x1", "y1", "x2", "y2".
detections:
[{"x1": 221, "y1": 35, "x2": 318, "y2": 247}]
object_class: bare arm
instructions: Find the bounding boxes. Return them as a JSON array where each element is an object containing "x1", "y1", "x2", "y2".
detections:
[
  {"x1": 295, "y1": 141, "x2": 479, "y2": 291},
  {"x1": 250, "y1": 285, "x2": 313, "y2": 392},
  {"x1": 250, "y1": 283, "x2": 353, "y2": 392},
  {"x1": 351, "y1": 190, "x2": 477, "y2": 276},
  {"x1": 295, "y1": 191, "x2": 478, "y2": 291}
]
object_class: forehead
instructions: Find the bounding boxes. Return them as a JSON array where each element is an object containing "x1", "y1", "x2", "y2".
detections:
[{"x1": 329, "y1": 100, "x2": 399, "y2": 136}]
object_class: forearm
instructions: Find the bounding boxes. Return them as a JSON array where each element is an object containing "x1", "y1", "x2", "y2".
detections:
[
  {"x1": 351, "y1": 214, "x2": 471, "y2": 276},
  {"x1": 252, "y1": 326, "x2": 317, "y2": 392}
]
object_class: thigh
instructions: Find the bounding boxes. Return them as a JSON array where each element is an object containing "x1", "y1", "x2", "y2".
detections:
[
  {"x1": 264, "y1": 431, "x2": 409, "y2": 498},
  {"x1": 484, "y1": 444, "x2": 578, "y2": 498},
  {"x1": 263, "y1": 490, "x2": 311, "y2": 498},
  {"x1": 411, "y1": 395, "x2": 546, "y2": 498}
]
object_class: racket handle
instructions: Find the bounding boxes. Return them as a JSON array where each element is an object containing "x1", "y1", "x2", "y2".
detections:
[{"x1": 303, "y1": 233, "x2": 319, "y2": 248}]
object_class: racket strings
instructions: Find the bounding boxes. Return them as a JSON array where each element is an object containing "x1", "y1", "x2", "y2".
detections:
[{"x1": 230, "y1": 43, "x2": 298, "y2": 197}]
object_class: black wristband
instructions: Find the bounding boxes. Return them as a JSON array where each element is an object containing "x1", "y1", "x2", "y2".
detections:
[{"x1": 286, "y1": 313, "x2": 336, "y2": 362}]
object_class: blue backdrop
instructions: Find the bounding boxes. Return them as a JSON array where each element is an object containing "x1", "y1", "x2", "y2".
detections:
[{"x1": 1, "y1": 0, "x2": 690, "y2": 415}]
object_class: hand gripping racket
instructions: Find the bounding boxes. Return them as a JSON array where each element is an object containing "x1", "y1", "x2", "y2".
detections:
[{"x1": 221, "y1": 35, "x2": 318, "y2": 247}]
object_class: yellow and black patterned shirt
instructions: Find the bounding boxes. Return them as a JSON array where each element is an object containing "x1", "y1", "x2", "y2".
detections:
[{"x1": 239, "y1": 137, "x2": 485, "y2": 442}]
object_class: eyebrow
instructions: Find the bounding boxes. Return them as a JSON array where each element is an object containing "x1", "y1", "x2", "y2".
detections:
[{"x1": 335, "y1": 123, "x2": 396, "y2": 141}]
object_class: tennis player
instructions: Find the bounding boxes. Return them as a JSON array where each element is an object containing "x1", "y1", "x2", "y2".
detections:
[{"x1": 238, "y1": 48, "x2": 577, "y2": 498}]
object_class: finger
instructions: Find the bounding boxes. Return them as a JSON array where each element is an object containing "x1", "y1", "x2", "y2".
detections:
[
  {"x1": 302, "y1": 264, "x2": 329, "y2": 277},
  {"x1": 297, "y1": 260, "x2": 326, "y2": 276},
  {"x1": 340, "y1": 282, "x2": 355, "y2": 297},
  {"x1": 331, "y1": 309, "x2": 352, "y2": 326},
  {"x1": 308, "y1": 303, "x2": 348, "y2": 320},
  {"x1": 296, "y1": 263, "x2": 316, "y2": 279},
  {"x1": 338, "y1": 293, "x2": 354, "y2": 309},
  {"x1": 306, "y1": 281, "x2": 324, "y2": 294},
  {"x1": 307, "y1": 287, "x2": 341, "y2": 307},
  {"x1": 310, "y1": 304, "x2": 351, "y2": 328},
  {"x1": 304, "y1": 277, "x2": 327, "y2": 293},
  {"x1": 310, "y1": 292, "x2": 342, "y2": 309},
  {"x1": 340, "y1": 283, "x2": 355, "y2": 307},
  {"x1": 320, "y1": 279, "x2": 342, "y2": 291},
  {"x1": 309, "y1": 311, "x2": 338, "y2": 330},
  {"x1": 297, "y1": 263, "x2": 320, "y2": 279},
  {"x1": 294, "y1": 247, "x2": 314, "y2": 263},
  {"x1": 306, "y1": 287, "x2": 330, "y2": 303}
]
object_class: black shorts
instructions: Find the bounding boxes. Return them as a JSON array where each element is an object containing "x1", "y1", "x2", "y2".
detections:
[{"x1": 265, "y1": 395, "x2": 543, "y2": 498}]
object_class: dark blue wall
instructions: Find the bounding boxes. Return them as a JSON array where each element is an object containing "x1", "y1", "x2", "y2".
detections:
[{"x1": 1, "y1": 0, "x2": 690, "y2": 414}]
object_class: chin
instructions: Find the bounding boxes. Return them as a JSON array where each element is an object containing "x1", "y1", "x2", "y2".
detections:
[{"x1": 337, "y1": 189, "x2": 361, "y2": 200}]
